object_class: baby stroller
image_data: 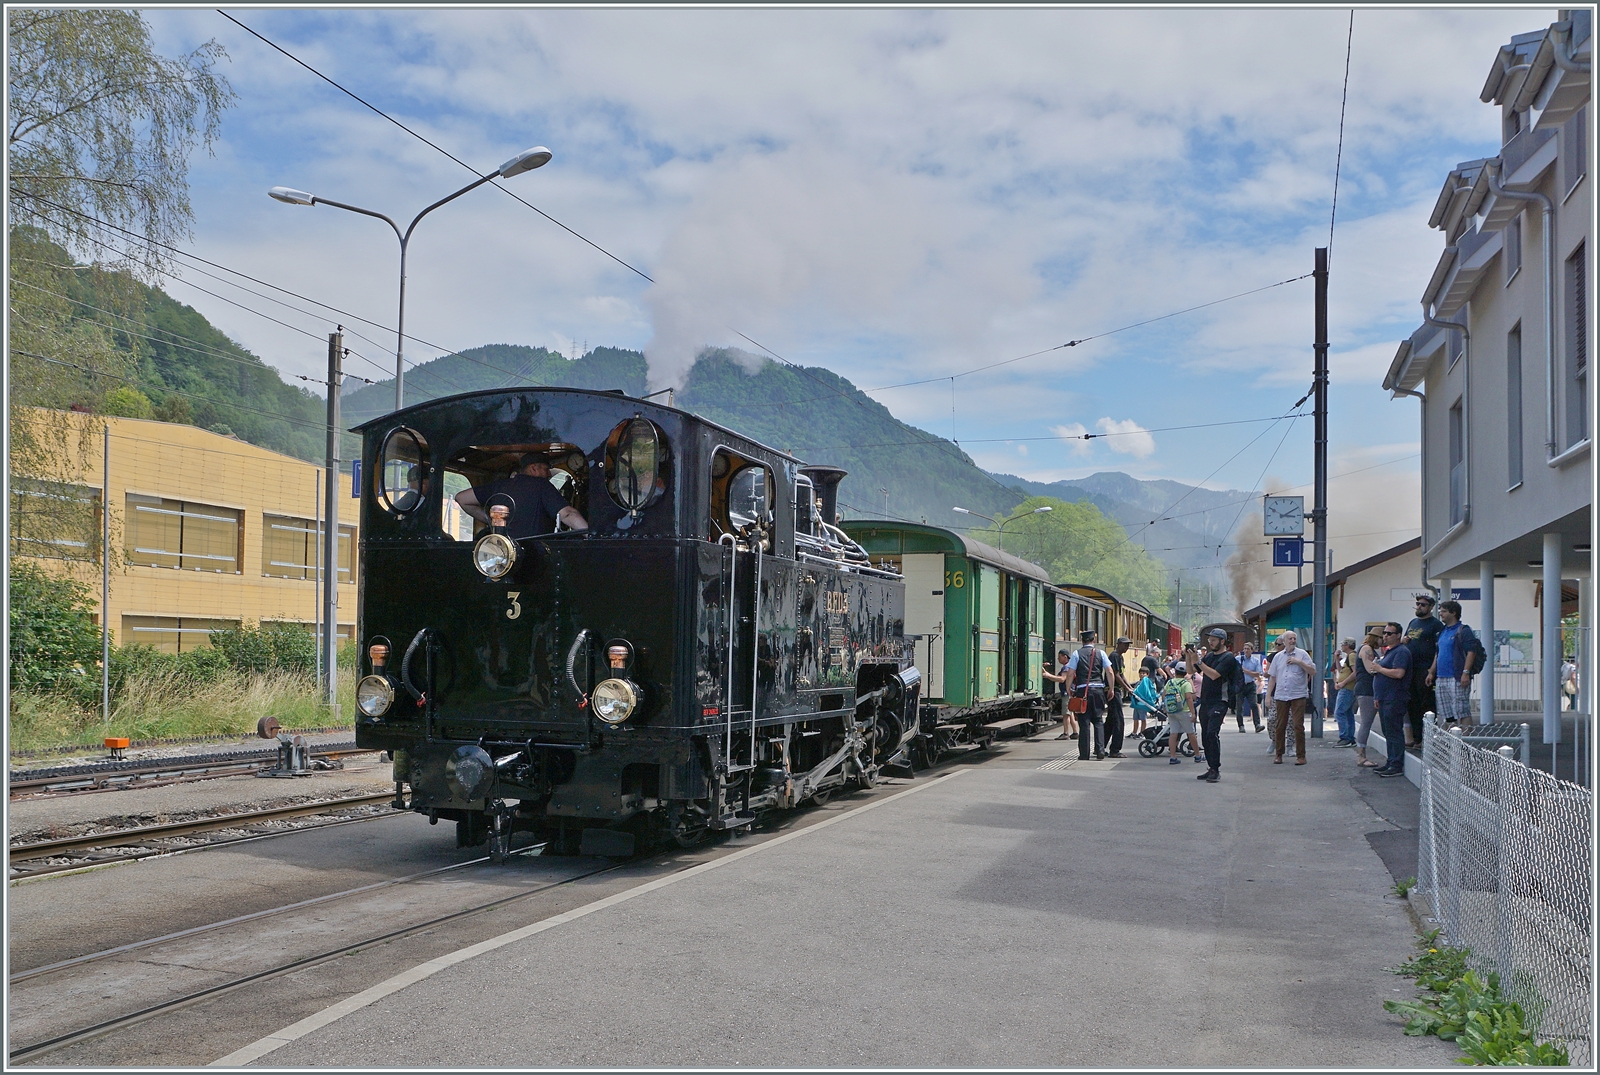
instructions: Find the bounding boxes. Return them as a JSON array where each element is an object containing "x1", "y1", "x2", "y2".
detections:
[{"x1": 1136, "y1": 720, "x2": 1197, "y2": 757}]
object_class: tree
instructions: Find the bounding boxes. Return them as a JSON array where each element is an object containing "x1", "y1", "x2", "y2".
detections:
[
  {"x1": 976, "y1": 496, "x2": 1175, "y2": 613},
  {"x1": 9, "y1": 560, "x2": 101, "y2": 695},
  {"x1": 8, "y1": 9, "x2": 233, "y2": 278},
  {"x1": 7, "y1": 10, "x2": 233, "y2": 548}
]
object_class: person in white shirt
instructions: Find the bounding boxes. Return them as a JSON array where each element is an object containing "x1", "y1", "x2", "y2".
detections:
[
  {"x1": 1044, "y1": 631, "x2": 1113, "y2": 760},
  {"x1": 1265, "y1": 630, "x2": 1316, "y2": 765}
]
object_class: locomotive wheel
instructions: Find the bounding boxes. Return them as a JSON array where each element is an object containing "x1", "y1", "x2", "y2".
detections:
[
  {"x1": 917, "y1": 738, "x2": 940, "y2": 770},
  {"x1": 539, "y1": 827, "x2": 582, "y2": 856},
  {"x1": 670, "y1": 810, "x2": 710, "y2": 849},
  {"x1": 810, "y1": 788, "x2": 832, "y2": 807}
]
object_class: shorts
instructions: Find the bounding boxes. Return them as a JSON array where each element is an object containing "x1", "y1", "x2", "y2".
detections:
[{"x1": 1165, "y1": 711, "x2": 1197, "y2": 735}]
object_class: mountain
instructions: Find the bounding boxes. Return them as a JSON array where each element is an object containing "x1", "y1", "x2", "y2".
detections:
[{"x1": 991, "y1": 470, "x2": 1257, "y2": 621}]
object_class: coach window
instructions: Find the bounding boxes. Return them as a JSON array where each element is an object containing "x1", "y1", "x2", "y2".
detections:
[
  {"x1": 439, "y1": 442, "x2": 590, "y2": 541},
  {"x1": 711, "y1": 448, "x2": 773, "y2": 543},
  {"x1": 378, "y1": 427, "x2": 430, "y2": 515}
]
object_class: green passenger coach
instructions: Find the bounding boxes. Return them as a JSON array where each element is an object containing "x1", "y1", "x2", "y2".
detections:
[{"x1": 842, "y1": 522, "x2": 1052, "y2": 762}]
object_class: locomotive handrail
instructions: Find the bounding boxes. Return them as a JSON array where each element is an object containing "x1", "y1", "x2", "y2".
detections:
[{"x1": 719, "y1": 533, "x2": 738, "y2": 777}]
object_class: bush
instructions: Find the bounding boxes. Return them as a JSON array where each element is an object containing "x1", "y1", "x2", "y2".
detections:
[
  {"x1": 102, "y1": 386, "x2": 153, "y2": 418},
  {"x1": 9, "y1": 561, "x2": 101, "y2": 694},
  {"x1": 210, "y1": 621, "x2": 316, "y2": 677}
]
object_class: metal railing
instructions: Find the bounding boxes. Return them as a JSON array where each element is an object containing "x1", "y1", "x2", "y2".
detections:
[{"x1": 1415, "y1": 714, "x2": 1593, "y2": 1065}]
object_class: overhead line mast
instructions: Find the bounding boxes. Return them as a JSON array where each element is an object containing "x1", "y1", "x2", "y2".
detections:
[{"x1": 1311, "y1": 247, "x2": 1329, "y2": 739}]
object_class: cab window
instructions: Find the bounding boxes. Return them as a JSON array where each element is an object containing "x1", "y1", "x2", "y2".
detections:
[
  {"x1": 378, "y1": 427, "x2": 429, "y2": 515},
  {"x1": 711, "y1": 448, "x2": 773, "y2": 544},
  {"x1": 795, "y1": 475, "x2": 816, "y2": 538},
  {"x1": 605, "y1": 417, "x2": 668, "y2": 515}
]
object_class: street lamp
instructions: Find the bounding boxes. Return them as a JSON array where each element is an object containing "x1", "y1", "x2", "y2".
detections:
[
  {"x1": 952, "y1": 505, "x2": 1052, "y2": 546},
  {"x1": 269, "y1": 146, "x2": 553, "y2": 411}
]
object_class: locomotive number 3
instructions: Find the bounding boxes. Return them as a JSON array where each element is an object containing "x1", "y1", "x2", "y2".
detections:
[
  {"x1": 505, "y1": 591, "x2": 522, "y2": 620},
  {"x1": 944, "y1": 571, "x2": 965, "y2": 589},
  {"x1": 825, "y1": 591, "x2": 849, "y2": 615}
]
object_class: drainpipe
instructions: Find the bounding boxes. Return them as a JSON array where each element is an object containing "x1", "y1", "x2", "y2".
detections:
[
  {"x1": 1485, "y1": 159, "x2": 1557, "y2": 459},
  {"x1": 1389, "y1": 385, "x2": 1437, "y2": 597},
  {"x1": 1552, "y1": 20, "x2": 1590, "y2": 75}
]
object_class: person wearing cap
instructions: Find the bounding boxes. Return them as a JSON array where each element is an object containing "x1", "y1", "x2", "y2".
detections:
[
  {"x1": 1403, "y1": 594, "x2": 1443, "y2": 747},
  {"x1": 1192, "y1": 628, "x2": 1240, "y2": 783},
  {"x1": 1102, "y1": 636, "x2": 1136, "y2": 758},
  {"x1": 1043, "y1": 647, "x2": 1079, "y2": 741},
  {"x1": 456, "y1": 452, "x2": 588, "y2": 539},
  {"x1": 1057, "y1": 630, "x2": 1114, "y2": 760}
]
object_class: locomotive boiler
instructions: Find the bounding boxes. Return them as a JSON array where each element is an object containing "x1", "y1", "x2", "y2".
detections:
[{"x1": 350, "y1": 387, "x2": 919, "y2": 859}]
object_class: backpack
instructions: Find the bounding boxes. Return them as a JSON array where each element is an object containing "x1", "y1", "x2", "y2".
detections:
[
  {"x1": 1226, "y1": 656, "x2": 1247, "y2": 711},
  {"x1": 1160, "y1": 678, "x2": 1188, "y2": 716},
  {"x1": 1462, "y1": 626, "x2": 1488, "y2": 677}
]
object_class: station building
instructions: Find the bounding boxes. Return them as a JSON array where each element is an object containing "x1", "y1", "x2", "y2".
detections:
[
  {"x1": 8, "y1": 408, "x2": 406, "y2": 654},
  {"x1": 1381, "y1": 12, "x2": 1591, "y2": 733}
]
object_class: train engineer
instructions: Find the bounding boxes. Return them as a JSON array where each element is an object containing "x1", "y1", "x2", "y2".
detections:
[{"x1": 455, "y1": 452, "x2": 589, "y2": 536}]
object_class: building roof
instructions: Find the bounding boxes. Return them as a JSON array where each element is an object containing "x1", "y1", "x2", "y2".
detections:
[
  {"x1": 1239, "y1": 537, "x2": 1422, "y2": 621},
  {"x1": 841, "y1": 520, "x2": 1053, "y2": 583}
]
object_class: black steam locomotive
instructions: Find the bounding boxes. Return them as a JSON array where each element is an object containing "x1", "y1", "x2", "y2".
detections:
[{"x1": 350, "y1": 387, "x2": 920, "y2": 858}]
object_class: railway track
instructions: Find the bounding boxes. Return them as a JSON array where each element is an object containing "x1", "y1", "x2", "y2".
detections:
[
  {"x1": 8, "y1": 742, "x2": 369, "y2": 798},
  {"x1": 7, "y1": 854, "x2": 631, "y2": 1065},
  {"x1": 8, "y1": 792, "x2": 399, "y2": 879}
]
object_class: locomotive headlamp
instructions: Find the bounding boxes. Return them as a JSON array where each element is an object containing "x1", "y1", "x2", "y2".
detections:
[
  {"x1": 356, "y1": 675, "x2": 395, "y2": 717},
  {"x1": 473, "y1": 532, "x2": 517, "y2": 579},
  {"x1": 591, "y1": 678, "x2": 639, "y2": 724}
]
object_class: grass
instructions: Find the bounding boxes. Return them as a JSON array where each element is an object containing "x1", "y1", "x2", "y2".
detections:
[
  {"x1": 9, "y1": 670, "x2": 356, "y2": 754},
  {"x1": 1393, "y1": 876, "x2": 1417, "y2": 898}
]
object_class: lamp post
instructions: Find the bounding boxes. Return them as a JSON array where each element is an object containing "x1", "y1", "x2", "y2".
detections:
[
  {"x1": 270, "y1": 146, "x2": 552, "y2": 412},
  {"x1": 953, "y1": 505, "x2": 1052, "y2": 551}
]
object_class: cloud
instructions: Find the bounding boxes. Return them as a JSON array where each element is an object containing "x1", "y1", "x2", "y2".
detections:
[{"x1": 1097, "y1": 418, "x2": 1156, "y2": 459}]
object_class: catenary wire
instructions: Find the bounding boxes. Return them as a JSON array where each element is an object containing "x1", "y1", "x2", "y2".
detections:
[
  {"x1": 1328, "y1": 11, "x2": 1355, "y2": 265},
  {"x1": 12, "y1": 348, "x2": 331, "y2": 434},
  {"x1": 866, "y1": 272, "x2": 1314, "y2": 392},
  {"x1": 217, "y1": 10, "x2": 656, "y2": 285}
]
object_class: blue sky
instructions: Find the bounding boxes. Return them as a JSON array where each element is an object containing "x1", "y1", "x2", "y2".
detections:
[{"x1": 140, "y1": 7, "x2": 1549, "y2": 573}]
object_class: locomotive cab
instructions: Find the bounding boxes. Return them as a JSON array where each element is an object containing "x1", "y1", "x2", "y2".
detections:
[{"x1": 352, "y1": 387, "x2": 917, "y2": 858}]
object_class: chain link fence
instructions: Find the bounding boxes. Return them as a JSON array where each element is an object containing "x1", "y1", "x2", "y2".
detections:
[{"x1": 1415, "y1": 714, "x2": 1593, "y2": 1065}]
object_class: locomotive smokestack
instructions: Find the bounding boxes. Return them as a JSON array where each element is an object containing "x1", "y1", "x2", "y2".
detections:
[{"x1": 799, "y1": 465, "x2": 848, "y2": 525}]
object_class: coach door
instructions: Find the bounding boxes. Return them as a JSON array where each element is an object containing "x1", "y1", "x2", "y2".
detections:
[{"x1": 900, "y1": 553, "x2": 945, "y2": 702}]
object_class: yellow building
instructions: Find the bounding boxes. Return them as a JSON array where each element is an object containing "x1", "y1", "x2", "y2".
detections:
[{"x1": 11, "y1": 409, "x2": 389, "y2": 653}]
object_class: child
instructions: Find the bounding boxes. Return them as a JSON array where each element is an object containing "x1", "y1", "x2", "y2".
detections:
[
  {"x1": 1131, "y1": 671, "x2": 1162, "y2": 738},
  {"x1": 1160, "y1": 663, "x2": 1201, "y2": 764}
]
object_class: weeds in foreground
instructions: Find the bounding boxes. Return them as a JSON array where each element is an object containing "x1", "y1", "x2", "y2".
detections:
[
  {"x1": 1386, "y1": 931, "x2": 1569, "y2": 1065},
  {"x1": 1393, "y1": 876, "x2": 1417, "y2": 898}
]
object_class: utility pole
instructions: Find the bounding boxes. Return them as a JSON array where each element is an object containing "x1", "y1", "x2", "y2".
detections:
[
  {"x1": 324, "y1": 330, "x2": 343, "y2": 712},
  {"x1": 1310, "y1": 247, "x2": 1329, "y2": 738},
  {"x1": 101, "y1": 424, "x2": 110, "y2": 725}
]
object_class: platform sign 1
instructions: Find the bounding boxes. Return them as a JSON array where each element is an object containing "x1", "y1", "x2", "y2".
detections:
[
  {"x1": 1272, "y1": 537, "x2": 1305, "y2": 567},
  {"x1": 351, "y1": 459, "x2": 361, "y2": 496}
]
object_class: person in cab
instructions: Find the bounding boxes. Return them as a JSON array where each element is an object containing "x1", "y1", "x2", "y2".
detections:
[{"x1": 455, "y1": 453, "x2": 588, "y2": 537}]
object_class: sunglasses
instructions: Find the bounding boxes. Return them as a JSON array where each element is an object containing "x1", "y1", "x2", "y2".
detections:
[{"x1": 1383, "y1": 629, "x2": 1400, "y2": 635}]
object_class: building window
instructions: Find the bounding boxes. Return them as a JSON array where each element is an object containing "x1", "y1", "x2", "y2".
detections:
[
  {"x1": 1568, "y1": 242, "x2": 1588, "y2": 447},
  {"x1": 262, "y1": 515, "x2": 355, "y2": 583},
  {"x1": 1564, "y1": 105, "x2": 1588, "y2": 198},
  {"x1": 261, "y1": 620, "x2": 356, "y2": 643},
  {"x1": 10, "y1": 479, "x2": 101, "y2": 562},
  {"x1": 1448, "y1": 400, "x2": 1465, "y2": 525},
  {"x1": 1507, "y1": 323, "x2": 1523, "y2": 488},
  {"x1": 121, "y1": 615, "x2": 240, "y2": 654},
  {"x1": 1447, "y1": 328, "x2": 1464, "y2": 370},
  {"x1": 126, "y1": 494, "x2": 242, "y2": 572},
  {"x1": 1505, "y1": 214, "x2": 1522, "y2": 284}
]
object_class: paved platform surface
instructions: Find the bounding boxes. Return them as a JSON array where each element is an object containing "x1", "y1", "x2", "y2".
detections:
[{"x1": 238, "y1": 733, "x2": 1454, "y2": 1068}]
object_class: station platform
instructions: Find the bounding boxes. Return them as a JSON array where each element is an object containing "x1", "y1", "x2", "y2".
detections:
[{"x1": 225, "y1": 731, "x2": 1457, "y2": 1068}]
